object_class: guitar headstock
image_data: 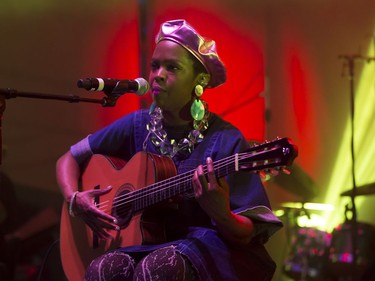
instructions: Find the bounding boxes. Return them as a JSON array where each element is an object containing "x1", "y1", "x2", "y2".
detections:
[{"x1": 238, "y1": 137, "x2": 298, "y2": 173}]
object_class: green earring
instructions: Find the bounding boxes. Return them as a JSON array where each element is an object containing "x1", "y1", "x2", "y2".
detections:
[
  {"x1": 195, "y1": 84, "x2": 204, "y2": 97},
  {"x1": 191, "y1": 99, "x2": 205, "y2": 121}
]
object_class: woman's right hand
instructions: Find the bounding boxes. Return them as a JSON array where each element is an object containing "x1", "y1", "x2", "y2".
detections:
[{"x1": 71, "y1": 186, "x2": 120, "y2": 240}]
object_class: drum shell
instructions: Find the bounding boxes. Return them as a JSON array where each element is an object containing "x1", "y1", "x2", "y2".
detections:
[
  {"x1": 283, "y1": 227, "x2": 331, "y2": 280},
  {"x1": 328, "y1": 222, "x2": 375, "y2": 277}
]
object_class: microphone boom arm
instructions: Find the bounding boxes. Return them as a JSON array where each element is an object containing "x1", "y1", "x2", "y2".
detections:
[
  {"x1": 0, "y1": 88, "x2": 119, "y2": 107},
  {"x1": 0, "y1": 87, "x2": 122, "y2": 167}
]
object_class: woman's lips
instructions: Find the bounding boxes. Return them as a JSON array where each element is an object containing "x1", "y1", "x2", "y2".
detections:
[{"x1": 151, "y1": 86, "x2": 165, "y2": 95}]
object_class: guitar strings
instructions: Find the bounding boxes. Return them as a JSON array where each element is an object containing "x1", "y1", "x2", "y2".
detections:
[
  {"x1": 107, "y1": 159, "x2": 236, "y2": 218},
  {"x1": 96, "y1": 147, "x2": 282, "y2": 216},
  {"x1": 94, "y1": 153, "x2": 238, "y2": 213},
  {"x1": 94, "y1": 151, "x2": 254, "y2": 214},
  {"x1": 95, "y1": 148, "x2": 283, "y2": 215},
  {"x1": 92, "y1": 141, "x2": 288, "y2": 217},
  {"x1": 109, "y1": 147, "x2": 284, "y2": 213}
]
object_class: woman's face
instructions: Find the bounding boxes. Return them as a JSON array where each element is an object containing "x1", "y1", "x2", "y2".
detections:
[{"x1": 149, "y1": 40, "x2": 200, "y2": 115}]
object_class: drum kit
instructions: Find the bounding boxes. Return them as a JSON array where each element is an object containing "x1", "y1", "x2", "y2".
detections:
[
  {"x1": 279, "y1": 53, "x2": 375, "y2": 280},
  {"x1": 273, "y1": 166, "x2": 375, "y2": 281}
]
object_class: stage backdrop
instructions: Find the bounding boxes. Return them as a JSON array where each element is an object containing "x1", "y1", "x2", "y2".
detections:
[{"x1": 2, "y1": 1, "x2": 375, "y2": 280}]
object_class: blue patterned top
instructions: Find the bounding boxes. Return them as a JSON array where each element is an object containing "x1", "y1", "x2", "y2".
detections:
[{"x1": 71, "y1": 109, "x2": 282, "y2": 281}]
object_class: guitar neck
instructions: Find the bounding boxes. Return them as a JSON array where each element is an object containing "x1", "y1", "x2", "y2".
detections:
[
  {"x1": 124, "y1": 137, "x2": 297, "y2": 213},
  {"x1": 131, "y1": 155, "x2": 238, "y2": 212}
]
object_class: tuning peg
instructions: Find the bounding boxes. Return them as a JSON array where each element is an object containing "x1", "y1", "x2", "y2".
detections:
[
  {"x1": 259, "y1": 169, "x2": 281, "y2": 182},
  {"x1": 281, "y1": 167, "x2": 291, "y2": 175},
  {"x1": 269, "y1": 169, "x2": 280, "y2": 177},
  {"x1": 259, "y1": 171, "x2": 270, "y2": 182}
]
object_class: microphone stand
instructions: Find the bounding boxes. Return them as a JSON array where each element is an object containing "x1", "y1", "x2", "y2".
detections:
[
  {"x1": 0, "y1": 87, "x2": 120, "y2": 166},
  {"x1": 0, "y1": 87, "x2": 123, "y2": 260},
  {"x1": 338, "y1": 54, "x2": 375, "y2": 280}
]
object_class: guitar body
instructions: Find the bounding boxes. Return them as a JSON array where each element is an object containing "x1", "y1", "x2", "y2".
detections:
[{"x1": 60, "y1": 152, "x2": 177, "y2": 281}]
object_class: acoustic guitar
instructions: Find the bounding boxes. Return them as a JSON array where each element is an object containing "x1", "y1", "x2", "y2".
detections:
[{"x1": 60, "y1": 137, "x2": 298, "y2": 281}]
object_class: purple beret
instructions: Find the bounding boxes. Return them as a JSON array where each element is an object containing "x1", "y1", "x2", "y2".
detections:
[{"x1": 155, "y1": 19, "x2": 227, "y2": 88}]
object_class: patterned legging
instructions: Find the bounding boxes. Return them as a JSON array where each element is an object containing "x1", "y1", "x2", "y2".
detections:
[{"x1": 84, "y1": 246, "x2": 199, "y2": 281}]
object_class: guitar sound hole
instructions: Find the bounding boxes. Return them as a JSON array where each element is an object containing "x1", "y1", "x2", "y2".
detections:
[{"x1": 112, "y1": 186, "x2": 134, "y2": 229}]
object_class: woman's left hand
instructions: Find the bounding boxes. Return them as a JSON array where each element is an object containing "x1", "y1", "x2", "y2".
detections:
[
  {"x1": 192, "y1": 157, "x2": 254, "y2": 245},
  {"x1": 192, "y1": 157, "x2": 231, "y2": 221}
]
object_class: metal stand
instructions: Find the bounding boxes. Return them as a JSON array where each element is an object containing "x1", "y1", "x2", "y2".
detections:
[
  {"x1": 338, "y1": 54, "x2": 375, "y2": 280},
  {"x1": 0, "y1": 88, "x2": 120, "y2": 107},
  {"x1": 0, "y1": 87, "x2": 121, "y2": 167}
]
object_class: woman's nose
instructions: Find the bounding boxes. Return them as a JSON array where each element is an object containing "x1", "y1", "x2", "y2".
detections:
[{"x1": 154, "y1": 67, "x2": 166, "y2": 80}]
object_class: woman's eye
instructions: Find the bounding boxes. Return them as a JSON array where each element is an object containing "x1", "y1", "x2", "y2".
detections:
[
  {"x1": 150, "y1": 62, "x2": 159, "y2": 70},
  {"x1": 167, "y1": 64, "x2": 179, "y2": 71}
]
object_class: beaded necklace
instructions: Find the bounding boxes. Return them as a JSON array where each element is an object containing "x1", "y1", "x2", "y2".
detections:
[{"x1": 143, "y1": 105, "x2": 209, "y2": 158}]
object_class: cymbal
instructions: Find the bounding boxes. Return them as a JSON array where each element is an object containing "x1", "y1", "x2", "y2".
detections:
[
  {"x1": 271, "y1": 164, "x2": 317, "y2": 200},
  {"x1": 340, "y1": 182, "x2": 375, "y2": 197},
  {"x1": 280, "y1": 202, "x2": 334, "y2": 212}
]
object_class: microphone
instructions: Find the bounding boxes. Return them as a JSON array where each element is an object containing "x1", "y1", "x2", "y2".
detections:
[{"x1": 77, "y1": 77, "x2": 149, "y2": 96}]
